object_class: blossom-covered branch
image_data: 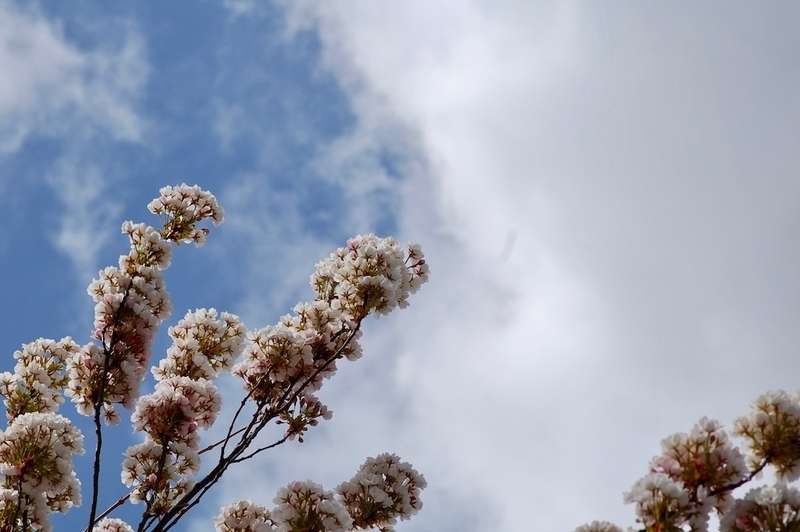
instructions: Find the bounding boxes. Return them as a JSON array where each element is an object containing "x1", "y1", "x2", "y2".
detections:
[
  {"x1": 576, "y1": 390, "x2": 800, "y2": 531},
  {"x1": 0, "y1": 184, "x2": 430, "y2": 532}
]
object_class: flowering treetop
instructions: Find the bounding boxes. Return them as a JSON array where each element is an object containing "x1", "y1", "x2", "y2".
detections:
[{"x1": 0, "y1": 184, "x2": 429, "y2": 532}]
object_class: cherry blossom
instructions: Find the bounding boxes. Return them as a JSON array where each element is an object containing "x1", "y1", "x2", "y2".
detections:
[
  {"x1": 214, "y1": 500, "x2": 274, "y2": 532},
  {"x1": 0, "y1": 185, "x2": 430, "y2": 532},
  {"x1": 147, "y1": 183, "x2": 224, "y2": 246},
  {"x1": 0, "y1": 412, "x2": 84, "y2": 531},
  {"x1": 720, "y1": 483, "x2": 800, "y2": 531},
  {"x1": 153, "y1": 308, "x2": 246, "y2": 381},
  {"x1": 271, "y1": 480, "x2": 352, "y2": 532},
  {"x1": 0, "y1": 337, "x2": 79, "y2": 420},
  {"x1": 733, "y1": 390, "x2": 800, "y2": 481},
  {"x1": 336, "y1": 453, "x2": 427, "y2": 532},
  {"x1": 93, "y1": 518, "x2": 134, "y2": 532}
]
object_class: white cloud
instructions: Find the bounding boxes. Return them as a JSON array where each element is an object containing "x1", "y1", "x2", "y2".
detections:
[
  {"x1": 260, "y1": 2, "x2": 800, "y2": 530},
  {"x1": 0, "y1": 3, "x2": 149, "y2": 279},
  {"x1": 0, "y1": 4, "x2": 147, "y2": 152},
  {"x1": 45, "y1": 155, "x2": 123, "y2": 283}
]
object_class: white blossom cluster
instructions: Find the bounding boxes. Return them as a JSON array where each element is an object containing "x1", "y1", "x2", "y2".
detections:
[
  {"x1": 578, "y1": 390, "x2": 800, "y2": 531},
  {"x1": 215, "y1": 454, "x2": 426, "y2": 532},
  {"x1": 0, "y1": 337, "x2": 79, "y2": 420},
  {"x1": 121, "y1": 440, "x2": 198, "y2": 515},
  {"x1": 640, "y1": 416, "x2": 747, "y2": 526},
  {"x1": 66, "y1": 185, "x2": 223, "y2": 426},
  {"x1": 0, "y1": 412, "x2": 84, "y2": 532},
  {"x1": 271, "y1": 480, "x2": 353, "y2": 532},
  {"x1": 93, "y1": 517, "x2": 135, "y2": 532},
  {"x1": 624, "y1": 472, "x2": 697, "y2": 531},
  {"x1": 311, "y1": 234, "x2": 429, "y2": 321},
  {"x1": 147, "y1": 183, "x2": 224, "y2": 246},
  {"x1": 234, "y1": 235, "x2": 429, "y2": 443},
  {"x1": 733, "y1": 390, "x2": 800, "y2": 480},
  {"x1": 0, "y1": 185, "x2": 430, "y2": 532},
  {"x1": 123, "y1": 309, "x2": 245, "y2": 514},
  {"x1": 154, "y1": 308, "x2": 247, "y2": 381},
  {"x1": 720, "y1": 483, "x2": 800, "y2": 531},
  {"x1": 336, "y1": 453, "x2": 427, "y2": 532},
  {"x1": 213, "y1": 500, "x2": 274, "y2": 532}
]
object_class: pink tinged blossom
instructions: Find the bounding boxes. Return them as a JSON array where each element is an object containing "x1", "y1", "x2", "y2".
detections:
[
  {"x1": 719, "y1": 483, "x2": 800, "y2": 532},
  {"x1": 336, "y1": 453, "x2": 426, "y2": 532},
  {"x1": 93, "y1": 518, "x2": 134, "y2": 532},
  {"x1": 281, "y1": 301, "x2": 362, "y2": 364},
  {"x1": 733, "y1": 390, "x2": 800, "y2": 480},
  {"x1": 278, "y1": 394, "x2": 332, "y2": 443},
  {"x1": 121, "y1": 440, "x2": 198, "y2": 514},
  {"x1": 131, "y1": 376, "x2": 221, "y2": 445},
  {"x1": 310, "y1": 234, "x2": 429, "y2": 322},
  {"x1": 0, "y1": 412, "x2": 84, "y2": 531},
  {"x1": 67, "y1": 188, "x2": 226, "y2": 422},
  {"x1": 153, "y1": 308, "x2": 246, "y2": 381},
  {"x1": 66, "y1": 342, "x2": 142, "y2": 420},
  {"x1": 235, "y1": 325, "x2": 313, "y2": 383},
  {"x1": 147, "y1": 183, "x2": 224, "y2": 245},
  {"x1": 71, "y1": 265, "x2": 170, "y2": 418},
  {"x1": 271, "y1": 480, "x2": 352, "y2": 532},
  {"x1": 624, "y1": 472, "x2": 701, "y2": 531},
  {"x1": 0, "y1": 337, "x2": 79, "y2": 420},
  {"x1": 214, "y1": 500, "x2": 275, "y2": 532},
  {"x1": 121, "y1": 221, "x2": 173, "y2": 270},
  {"x1": 650, "y1": 416, "x2": 746, "y2": 512}
]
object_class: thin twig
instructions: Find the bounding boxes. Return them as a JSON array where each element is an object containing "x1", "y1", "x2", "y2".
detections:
[{"x1": 95, "y1": 493, "x2": 131, "y2": 523}]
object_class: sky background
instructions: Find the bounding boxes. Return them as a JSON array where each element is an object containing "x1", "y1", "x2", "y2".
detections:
[{"x1": 0, "y1": 1, "x2": 798, "y2": 531}]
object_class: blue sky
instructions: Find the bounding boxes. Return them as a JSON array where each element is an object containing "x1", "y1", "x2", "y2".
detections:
[{"x1": 0, "y1": 2, "x2": 799, "y2": 531}]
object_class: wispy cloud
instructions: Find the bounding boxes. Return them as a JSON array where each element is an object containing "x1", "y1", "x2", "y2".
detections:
[
  {"x1": 0, "y1": 4, "x2": 147, "y2": 151},
  {"x1": 0, "y1": 3, "x2": 149, "y2": 280},
  {"x1": 45, "y1": 155, "x2": 123, "y2": 282},
  {"x1": 264, "y1": 2, "x2": 800, "y2": 530}
]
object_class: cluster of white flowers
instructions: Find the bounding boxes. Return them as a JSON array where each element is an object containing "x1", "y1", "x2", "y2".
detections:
[
  {"x1": 213, "y1": 500, "x2": 274, "y2": 532},
  {"x1": 93, "y1": 517, "x2": 135, "y2": 532},
  {"x1": 153, "y1": 308, "x2": 246, "y2": 381},
  {"x1": 310, "y1": 234, "x2": 429, "y2": 321},
  {"x1": 123, "y1": 309, "x2": 245, "y2": 516},
  {"x1": 336, "y1": 453, "x2": 427, "y2": 532},
  {"x1": 66, "y1": 186, "x2": 224, "y2": 429},
  {"x1": 0, "y1": 412, "x2": 84, "y2": 531},
  {"x1": 0, "y1": 185, "x2": 430, "y2": 532},
  {"x1": 121, "y1": 439, "x2": 198, "y2": 515},
  {"x1": 733, "y1": 390, "x2": 800, "y2": 480},
  {"x1": 147, "y1": 183, "x2": 224, "y2": 246},
  {"x1": 131, "y1": 376, "x2": 220, "y2": 443},
  {"x1": 648, "y1": 417, "x2": 746, "y2": 516},
  {"x1": 121, "y1": 221, "x2": 173, "y2": 270},
  {"x1": 0, "y1": 338, "x2": 79, "y2": 420},
  {"x1": 578, "y1": 390, "x2": 800, "y2": 531},
  {"x1": 234, "y1": 236, "x2": 428, "y2": 444},
  {"x1": 271, "y1": 480, "x2": 353, "y2": 532},
  {"x1": 215, "y1": 454, "x2": 427, "y2": 532},
  {"x1": 720, "y1": 483, "x2": 800, "y2": 531},
  {"x1": 68, "y1": 232, "x2": 170, "y2": 419},
  {"x1": 623, "y1": 472, "x2": 696, "y2": 531}
]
